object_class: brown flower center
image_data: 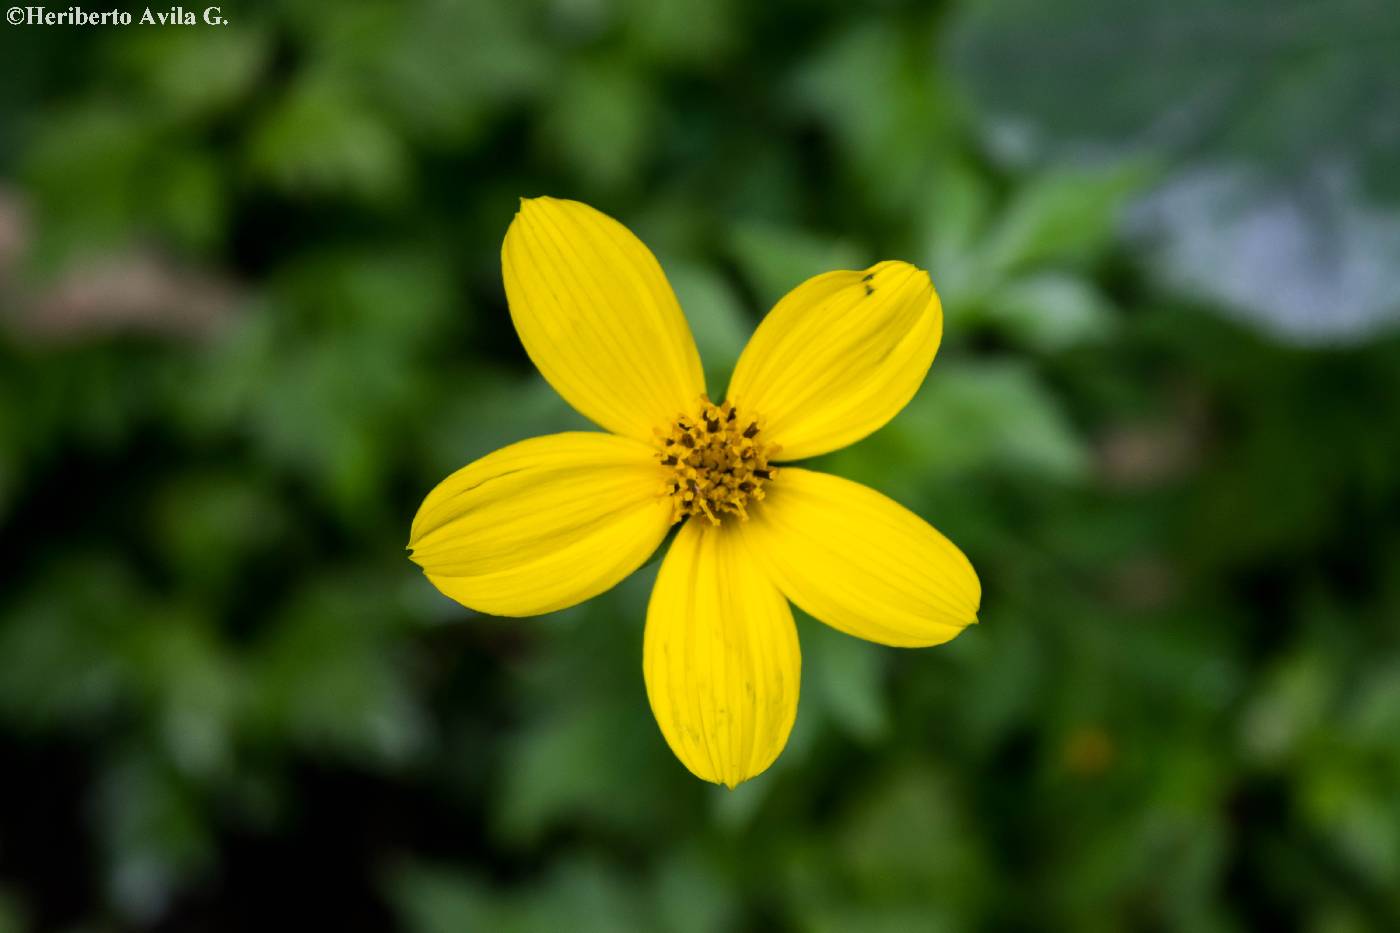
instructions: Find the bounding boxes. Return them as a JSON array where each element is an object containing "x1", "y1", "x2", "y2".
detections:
[{"x1": 656, "y1": 396, "x2": 779, "y2": 525}]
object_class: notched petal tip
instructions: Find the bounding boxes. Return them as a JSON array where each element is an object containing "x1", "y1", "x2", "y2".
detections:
[
  {"x1": 514, "y1": 194, "x2": 553, "y2": 213},
  {"x1": 863, "y1": 258, "x2": 929, "y2": 279},
  {"x1": 726, "y1": 258, "x2": 945, "y2": 461},
  {"x1": 859, "y1": 260, "x2": 938, "y2": 314}
]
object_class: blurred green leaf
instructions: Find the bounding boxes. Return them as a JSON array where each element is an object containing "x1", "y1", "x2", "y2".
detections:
[
  {"x1": 21, "y1": 106, "x2": 163, "y2": 265},
  {"x1": 115, "y1": 26, "x2": 269, "y2": 120},
  {"x1": 791, "y1": 19, "x2": 956, "y2": 209},
  {"x1": 920, "y1": 158, "x2": 995, "y2": 305},
  {"x1": 371, "y1": 0, "x2": 552, "y2": 145},
  {"x1": 980, "y1": 163, "x2": 1147, "y2": 277},
  {"x1": 0, "y1": 560, "x2": 142, "y2": 729},
  {"x1": 664, "y1": 258, "x2": 750, "y2": 387},
  {"x1": 149, "y1": 473, "x2": 289, "y2": 595},
  {"x1": 728, "y1": 222, "x2": 866, "y2": 310},
  {"x1": 832, "y1": 360, "x2": 1089, "y2": 486},
  {"x1": 96, "y1": 750, "x2": 213, "y2": 923},
  {"x1": 392, "y1": 857, "x2": 660, "y2": 933},
  {"x1": 123, "y1": 610, "x2": 238, "y2": 779},
  {"x1": 538, "y1": 60, "x2": 656, "y2": 194},
  {"x1": 801, "y1": 614, "x2": 890, "y2": 744},
  {"x1": 245, "y1": 574, "x2": 427, "y2": 765},
  {"x1": 496, "y1": 697, "x2": 670, "y2": 846},
  {"x1": 951, "y1": 0, "x2": 1400, "y2": 343},
  {"x1": 246, "y1": 77, "x2": 411, "y2": 202},
  {"x1": 786, "y1": 763, "x2": 986, "y2": 930},
  {"x1": 982, "y1": 272, "x2": 1117, "y2": 351},
  {"x1": 390, "y1": 864, "x2": 497, "y2": 933},
  {"x1": 623, "y1": 0, "x2": 737, "y2": 66},
  {"x1": 837, "y1": 764, "x2": 982, "y2": 898}
]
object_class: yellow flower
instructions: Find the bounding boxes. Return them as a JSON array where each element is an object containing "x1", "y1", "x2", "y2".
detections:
[{"x1": 409, "y1": 197, "x2": 981, "y2": 787}]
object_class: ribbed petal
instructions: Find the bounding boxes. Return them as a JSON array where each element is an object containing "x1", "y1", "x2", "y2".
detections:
[
  {"x1": 726, "y1": 261, "x2": 942, "y2": 460},
  {"x1": 644, "y1": 519, "x2": 800, "y2": 788},
  {"x1": 502, "y1": 197, "x2": 707, "y2": 440},
  {"x1": 739, "y1": 468, "x2": 980, "y2": 647},
  {"x1": 409, "y1": 432, "x2": 672, "y2": 617}
]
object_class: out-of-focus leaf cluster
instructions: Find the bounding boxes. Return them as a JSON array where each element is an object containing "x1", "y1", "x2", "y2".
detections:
[
  {"x1": 951, "y1": 0, "x2": 1400, "y2": 344},
  {"x1": 1, "y1": 1, "x2": 1398, "y2": 930}
]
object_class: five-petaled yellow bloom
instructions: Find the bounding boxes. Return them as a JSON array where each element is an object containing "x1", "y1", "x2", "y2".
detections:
[{"x1": 409, "y1": 198, "x2": 981, "y2": 787}]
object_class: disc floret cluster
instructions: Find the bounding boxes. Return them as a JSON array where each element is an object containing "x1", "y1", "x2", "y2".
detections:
[{"x1": 656, "y1": 396, "x2": 778, "y2": 525}]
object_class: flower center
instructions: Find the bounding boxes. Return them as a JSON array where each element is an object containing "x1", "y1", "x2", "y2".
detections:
[{"x1": 656, "y1": 396, "x2": 779, "y2": 525}]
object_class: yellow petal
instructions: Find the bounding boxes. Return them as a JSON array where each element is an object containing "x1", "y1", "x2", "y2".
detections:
[
  {"x1": 644, "y1": 519, "x2": 800, "y2": 788},
  {"x1": 502, "y1": 197, "x2": 706, "y2": 440},
  {"x1": 739, "y1": 468, "x2": 980, "y2": 647},
  {"x1": 726, "y1": 261, "x2": 942, "y2": 460},
  {"x1": 409, "y1": 432, "x2": 671, "y2": 617}
]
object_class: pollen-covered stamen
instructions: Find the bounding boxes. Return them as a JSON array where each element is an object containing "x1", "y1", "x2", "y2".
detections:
[{"x1": 655, "y1": 396, "x2": 779, "y2": 525}]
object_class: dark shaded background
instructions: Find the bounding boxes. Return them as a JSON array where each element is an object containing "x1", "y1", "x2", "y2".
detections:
[{"x1": 2, "y1": 1, "x2": 1399, "y2": 930}]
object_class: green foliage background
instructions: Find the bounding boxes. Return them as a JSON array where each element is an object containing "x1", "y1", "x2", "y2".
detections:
[{"x1": 2, "y1": 1, "x2": 1399, "y2": 930}]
